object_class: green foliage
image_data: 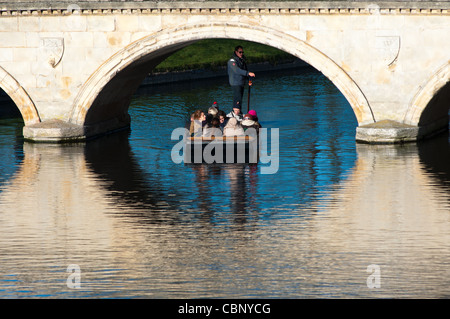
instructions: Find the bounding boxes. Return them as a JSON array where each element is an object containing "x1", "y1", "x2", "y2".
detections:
[{"x1": 153, "y1": 39, "x2": 295, "y2": 73}]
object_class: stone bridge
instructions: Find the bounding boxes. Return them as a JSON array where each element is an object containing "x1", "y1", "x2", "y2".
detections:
[{"x1": 0, "y1": 1, "x2": 449, "y2": 143}]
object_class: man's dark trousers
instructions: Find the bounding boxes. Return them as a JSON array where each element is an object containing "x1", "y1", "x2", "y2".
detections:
[{"x1": 232, "y1": 85, "x2": 244, "y2": 109}]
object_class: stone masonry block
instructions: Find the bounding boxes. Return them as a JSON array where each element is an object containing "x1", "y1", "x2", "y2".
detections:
[
  {"x1": 115, "y1": 14, "x2": 139, "y2": 32},
  {"x1": 0, "y1": 32, "x2": 26, "y2": 47},
  {"x1": 39, "y1": 16, "x2": 61, "y2": 32},
  {"x1": 87, "y1": 15, "x2": 115, "y2": 32},
  {"x1": 0, "y1": 16, "x2": 18, "y2": 31},
  {"x1": 18, "y1": 16, "x2": 39, "y2": 31}
]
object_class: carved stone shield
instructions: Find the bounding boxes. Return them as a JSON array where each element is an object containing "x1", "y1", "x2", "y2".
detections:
[
  {"x1": 375, "y1": 36, "x2": 400, "y2": 66},
  {"x1": 40, "y1": 37, "x2": 65, "y2": 68}
]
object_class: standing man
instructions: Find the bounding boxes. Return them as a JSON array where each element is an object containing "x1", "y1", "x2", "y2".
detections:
[{"x1": 227, "y1": 45, "x2": 255, "y2": 111}]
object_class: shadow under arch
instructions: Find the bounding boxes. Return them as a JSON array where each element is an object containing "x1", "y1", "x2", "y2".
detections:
[
  {"x1": 69, "y1": 22, "x2": 375, "y2": 131},
  {"x1": 0, "y1": 66, "x2": 40, "y2": 126},
  {"x1": 405, "y1": 61, "x2": 450, "y2": 130}
]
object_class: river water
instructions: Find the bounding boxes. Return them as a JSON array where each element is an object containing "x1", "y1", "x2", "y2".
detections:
[{"x1": 0, "y1": 67, "x2": 449, "y2": 299}]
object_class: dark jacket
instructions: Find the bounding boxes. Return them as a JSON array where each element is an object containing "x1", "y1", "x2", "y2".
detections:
[{"x1": 227, "y1": 52, "x2": 249, "y2": 86}]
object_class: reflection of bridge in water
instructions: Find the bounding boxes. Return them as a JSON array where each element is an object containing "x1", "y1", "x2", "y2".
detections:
[
  {"x1": 0, "y1": 129, "x2": 448, "y2": 227},
  {"x1": 0, "y1": 129, "x2": 448, "y2": 297}
]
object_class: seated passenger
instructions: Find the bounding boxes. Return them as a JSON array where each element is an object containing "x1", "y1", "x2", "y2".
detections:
[
  {"x1": 211, "y1": 101, "x2": 219, "y2": 111},
  {"x1": 248, "y1": 110, "x2": 261, "y2": 127},
  {"x1": 241, "y1": 114, "x2": 261, "y2": 133},
  {"x1": 223, "y1": 117, "x2": 245, "y2": 137},
  {"x1": 190, "y1": 109, "x2": 206, "y2": 137},
  {"x1": 203, "y1": 117, "x2": 223, "y2": 138},
  {"x1": 218, "y1": 110, "x2": 228, "y2": 129},
  {"x1": 226, "y1": 103, "x2": 243, "y2": 121},
  {"x1": 208, "y1": 105, "x2": 218, "y2": 118}
]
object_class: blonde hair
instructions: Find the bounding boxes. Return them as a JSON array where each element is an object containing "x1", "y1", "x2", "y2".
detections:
[
  {"x1": 208, "y1": 106, "x2": 218, "y2": 116},
  {"x1": 224, "y1": 117, "x2": 238, "y2": 128},
  {"x1": 192, "y1": 109, "x2": 204, "y2": 120}
]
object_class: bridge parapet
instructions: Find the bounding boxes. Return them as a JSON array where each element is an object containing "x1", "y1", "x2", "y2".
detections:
[{"x1": 1, "y1": 1, "x2": 450, "y2": 16}]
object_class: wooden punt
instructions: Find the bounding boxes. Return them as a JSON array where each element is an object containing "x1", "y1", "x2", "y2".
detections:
[{"x1": 184, "y1": 135, "x2": 259, "y2": 164}]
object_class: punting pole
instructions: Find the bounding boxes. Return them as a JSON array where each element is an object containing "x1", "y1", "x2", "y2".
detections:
[{"x1": 247, "y1": 77, "x2": 253, "y2": 113}]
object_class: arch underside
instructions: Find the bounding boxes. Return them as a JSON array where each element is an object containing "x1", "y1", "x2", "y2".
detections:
[
  {"x1": 71, "y1": 23, "x2": 375, "y2": 129},
  {"x1": 406, "y1": 62, "x2": 450, "y2": 129},
  {"x1": 0, "y1": 66, "x2": 40, "y2": 126}
]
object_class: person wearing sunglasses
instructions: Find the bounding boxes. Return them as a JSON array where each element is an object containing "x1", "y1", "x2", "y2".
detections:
[{"x1": 227, "y1": 45, "x2": 255, "y2": 113}]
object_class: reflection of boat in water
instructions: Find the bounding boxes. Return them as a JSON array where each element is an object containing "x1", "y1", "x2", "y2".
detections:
[{"x1": 185, "y1": 135, "x2": 259, "y2": 164}]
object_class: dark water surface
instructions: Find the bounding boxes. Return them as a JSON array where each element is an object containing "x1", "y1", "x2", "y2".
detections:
[{"x1": 0, "y1": 68, "x2": 449, "y2": 298}]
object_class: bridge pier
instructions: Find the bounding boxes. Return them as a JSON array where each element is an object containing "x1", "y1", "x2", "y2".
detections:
[
  {"x1": 355, "y1": 117, "x2": 449, "y2": 144},
  {"x1": 23, "y1": 116, "x2": 131, "y2": 143}
]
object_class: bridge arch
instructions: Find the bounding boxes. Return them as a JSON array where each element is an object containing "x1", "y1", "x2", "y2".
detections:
[
  {"x1": 405, "y1": 61, "x2": 450, "y2": 128},
  {"x1": 70, "y1": 23, "x2": 375, "y2": 128},
  {"x1": 0, "y1": 66, "x2": 40, "y2": 126}
]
